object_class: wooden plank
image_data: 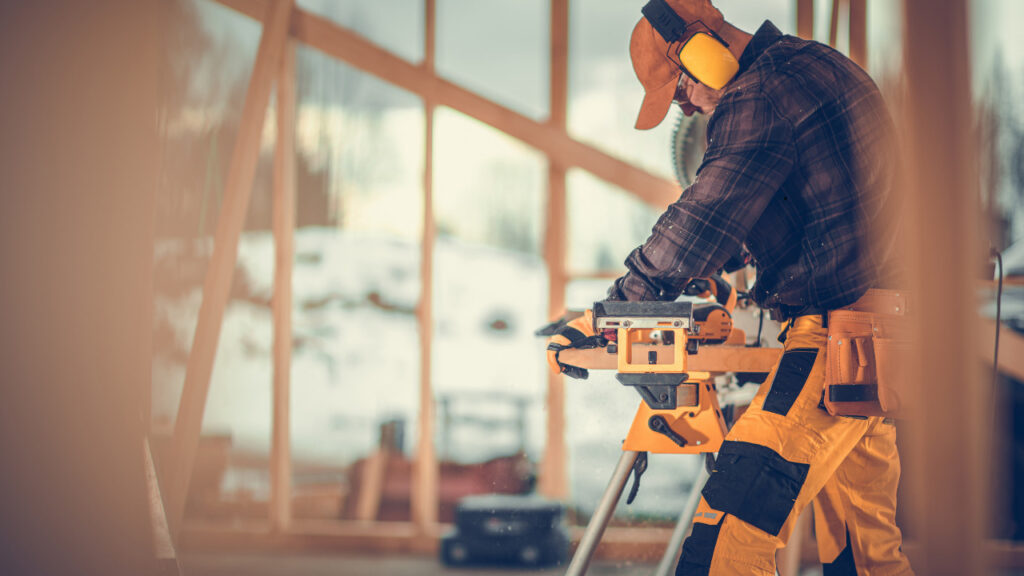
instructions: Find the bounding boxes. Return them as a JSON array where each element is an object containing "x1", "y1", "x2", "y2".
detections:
[
  {"x1": 901, "y1": 0, "x2": 986, "y2": 572},
  {"x1": 270, "y1": 40, "x2": 297, "y2": 532},
  {"x1": 167, "y1": 0, "x2": 295, "y2": 536},
  {"x1": 776, "y1": 507, "x2": 809, "y2": 576},
  {"x1": 355, "y1": 451, "x2": 387, "y2": 521},
  {"x1": 829, "y1": 0, "x2": 841, "y2": 49},
  {"x1": 560, "y1": 344, "x2": 781, "y2": 373},
  {"x1": 145, "y1": 440, "x2": 181, "y2": 575},
  {"x1": 797, "y1": 0, "x2": 815, "y2": 40},
  {"x1": 412, "y1": 0, "x2": 439, "y2": 531},
  {"x1": 539, "y1": 0, "x2": 570, "y2": 502},
  {"x1": 849, "y1": 0, "x2": 867, "y2": 68},
  {"x1": 211, "y1": 0, "x2": 680, "y2": 210}
]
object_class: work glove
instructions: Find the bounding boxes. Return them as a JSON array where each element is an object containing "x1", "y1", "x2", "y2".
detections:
[
  {"x1": 683, "y1": 273, "x2": 736, "y2": 312},
  {"x1": 545, "y1": 309, "x2": 607, "y2": 379}
]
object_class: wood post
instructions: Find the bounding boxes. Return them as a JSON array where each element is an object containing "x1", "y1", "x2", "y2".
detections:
[
  {"x1": 539, "y1": 0, "x2": 570, "y2": 501},
  {"x1": 270, "y1": 39, "x2": 297, "y2": 533},
  {"x1": 849, "y1": 0, "x2": 867, "y2": 68},
  {"x1": 412, "y1": 0, "x2": 439, "y2": 532},
  {"x1": 829, "y1": 0, "x2": 842, "y2": 48},
  {"x1": 167, "y1": 0, "x2": 295, "y2": 536},
  {"x1": 901, "y1": 0, "x2": 987, "y2": 572},
  {"x1": 797, "y1": 0, "x2": 815, "y2": 40}
]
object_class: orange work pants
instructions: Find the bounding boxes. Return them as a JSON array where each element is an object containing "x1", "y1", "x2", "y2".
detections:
[{"x1": 676, "y1": 315, "x2": 913, "y2": 575}]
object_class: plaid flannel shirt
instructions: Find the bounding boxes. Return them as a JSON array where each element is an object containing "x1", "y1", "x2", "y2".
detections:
[{"x1": 608, "y1": 21, "x2": 899, "y2": 314}]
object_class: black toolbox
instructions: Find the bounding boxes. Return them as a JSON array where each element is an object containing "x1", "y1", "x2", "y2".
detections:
[{"x1": 440, "y1": 494, "x2": 569, "y2": 567}]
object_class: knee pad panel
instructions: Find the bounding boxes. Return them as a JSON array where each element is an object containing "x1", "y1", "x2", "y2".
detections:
[
  {"x1": 676, "y1": 518, "x2": 723, "y2": 575},
  {"x1": 701, "y1": 440, "x2": 810, "y2": 536}
]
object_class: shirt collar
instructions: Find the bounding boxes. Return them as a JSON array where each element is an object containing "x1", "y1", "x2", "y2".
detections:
[{"x1": 736, "y1": 20, "x2": 785, "y2": 78}]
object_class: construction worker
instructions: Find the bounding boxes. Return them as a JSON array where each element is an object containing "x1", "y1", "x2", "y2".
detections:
[{"x1": 547, "y1": 0, "x2": 913, "y2": 574}]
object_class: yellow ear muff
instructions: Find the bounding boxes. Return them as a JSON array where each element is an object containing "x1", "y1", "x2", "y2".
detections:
[{"x1": 678, "y1": 32, "x2": 740, "y2": 90}]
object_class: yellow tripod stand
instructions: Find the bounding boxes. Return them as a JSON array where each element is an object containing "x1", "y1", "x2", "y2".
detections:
[{"x1": 558, "y1": 301, "x2": 780, "y2": 576}]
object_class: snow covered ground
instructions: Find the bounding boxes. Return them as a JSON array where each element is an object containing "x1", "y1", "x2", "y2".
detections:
[{"x1": 152, "y1": 228, "x2": 708, "y2": 519}]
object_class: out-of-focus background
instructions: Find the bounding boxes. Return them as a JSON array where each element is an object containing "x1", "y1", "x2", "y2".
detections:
[{"x1": 2, "y1": 1, "x2": 1023, "y2": 575}]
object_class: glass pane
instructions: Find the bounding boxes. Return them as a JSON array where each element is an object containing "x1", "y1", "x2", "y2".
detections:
[
  {"x1": 432, "y1": 107, "x2": 548, "y2": 522},
  {"x1": 155, "y1": 0, "x2": 276, "y2": 522},
  {"x1": 433, "y1": 107, "x2": 546, "y2": 255},
  {"x1": 289, "y1": 45, "x2": 425, "y2": 521},
  {"x1": 296, "y1": 0, "x2": 425, "y2": 64},
  {"x1": 714, "y1": 0, "x2": 795, "y2": 35},
  {"x1": 867, "y1": 0, "x2": 902, "y2": 83},
  {"x1": 971, "y1": 0, "x2": 1024, "y2": 249},
  {"x1": 971, "y1": 0, "x2": 1024, "y2": 543},
  {"x1": 568, "y1": 0, "x2": 674, "y2": 180},
  {"x1": 567, "y1": 168, "x2": 660, "y2": 274},
  {"x1": 437, "y1": 0, "x2": 549, "y2": 120}
]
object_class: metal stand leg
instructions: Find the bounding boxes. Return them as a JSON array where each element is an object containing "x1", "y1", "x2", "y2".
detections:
[
  {"x1": 564, "y1": 450, "x2": 640, "y2": 576},
  {"x1": 653, "y1": 464, "x2": 710, "y2": 576}
]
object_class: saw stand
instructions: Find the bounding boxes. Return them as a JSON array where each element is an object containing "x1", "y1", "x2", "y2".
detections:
[
  {"x1": 559, "y1": 300, "x2": 778, "y2": 576},
  {"x1": 564, "y1": 444, "x2": 713, "y2": 576}
]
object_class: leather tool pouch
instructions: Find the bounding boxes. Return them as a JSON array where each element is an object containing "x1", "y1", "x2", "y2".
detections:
[{"x1": 823, "y1": 289, "x2": 915, "y2": 418}]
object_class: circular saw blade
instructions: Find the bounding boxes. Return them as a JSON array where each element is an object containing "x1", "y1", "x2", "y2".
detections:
[{"x1": 671, "y1": 110, "x2": 710, "y2": 189}]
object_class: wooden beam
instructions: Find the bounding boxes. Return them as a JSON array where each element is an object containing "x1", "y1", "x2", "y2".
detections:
[
  {"x1": 412, "y1": 0, "x2": 439, "y2": 531},
  {"x1": 355, "y1": 450, "x2": 388, "y2": 521},
  {"x1": 167, "y1": 0, "x2": 295, "y2": 535},
  {"x1": 212, "y1": 0, "x2": 680, "y2": 210},
  {"x1": 145, "y1": 440, "x2": 181, "y2": 575},
  {"x1": 829, "y1": 0, "x2": 841, "y2": 49},
  {"x1": 902, "y1": 0, "x2": 987, "y2": 573},
  {"x1": 797, "y1": 0, "x2": 815, "y2": 40},
  {"x1": 560, "y1": 345, "x2": 782, "y2": 373},
  {"x1": 540, "y1": 0, "x2": 570, "y2": 501},
  {"x1": 776, "y1": 507, "x2": 810, "y2": 576},
  {"x1": 849, "y1": 0, "x2": 867, "y2": 68},
  {"x1": 270, "y1": 40, "x2": 297, "y2": 533}
]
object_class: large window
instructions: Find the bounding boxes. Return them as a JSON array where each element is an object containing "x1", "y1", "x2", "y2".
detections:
[
  {"x1": 296, "y1": 0, "x2": 425, "y2": 64},
  {"x1": 437, "y1": 0, "x2": 550, "y2": 120},
  {"x1": 154, "y1": 0, "x2": 274, "y2": 521},
  {"x1": 288, "y1": 46, "x2": 425, "y2": 521},
  {"x1": 431, "y1": 107, "x2": 549, "y2": 521}
]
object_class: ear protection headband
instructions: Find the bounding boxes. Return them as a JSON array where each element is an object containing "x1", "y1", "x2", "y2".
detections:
[{"x1": 641, "y1": 0, "x2": 739, "y2": 90}]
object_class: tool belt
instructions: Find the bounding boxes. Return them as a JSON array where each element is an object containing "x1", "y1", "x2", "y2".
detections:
[{"x1": 823, "y1": 289, "x2": 916, "y2": 419}]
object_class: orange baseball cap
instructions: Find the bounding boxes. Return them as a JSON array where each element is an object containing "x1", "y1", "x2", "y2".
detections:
[{"x1": 630, "y1": 0, "x2": 725, "y2": 130}]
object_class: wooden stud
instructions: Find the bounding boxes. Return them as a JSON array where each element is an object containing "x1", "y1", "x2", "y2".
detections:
[
  {"x1": 270, "y1": 40, "x2": 296, "y2": 533},
  {"x1": 213, "y1": 0, "x2": 679, "y2": 210},
  {"x1": 412, "y1": 0, "x2": 439, "y2": 532},
  {"x1": 776, "y1": 507, "x2": 809, "y2": 576},
  {"x1": 902, "y1": 0, "x2": 987, "y2": 573},
  {"x1": 849, "y1": 0, "x2": 867, "y2": 68},
  {"x1": 559, "y1": 345, "x2": 781, "y2": 374},
  {"x1": 539, "y1": 0, "x2": 570, "y2": 502},
  {"x1": 829, "y1": 0, "x2": 842, "y2": 49},
  {"x1": 145, "y1": 440, "x2": 181, "y2": 575},
  {"x1": 797, "y1": 0, "x2": 815, "y2": 40},
  {"x1": 167, "y1": 0, "x2": 295, "y2": 536}
]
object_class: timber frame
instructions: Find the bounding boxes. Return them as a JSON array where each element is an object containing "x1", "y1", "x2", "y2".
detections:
[{"x1": 160, "y1": 0, "x2": 1024, "y2": 571}]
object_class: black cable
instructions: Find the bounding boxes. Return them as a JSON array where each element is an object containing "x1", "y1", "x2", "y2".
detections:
[
  {"x1": 992, "y1": 248, "x2": 1003, "y2": 391},
  {"x1": 755, "y1": 307, "x2": 764, "y2": 347}
]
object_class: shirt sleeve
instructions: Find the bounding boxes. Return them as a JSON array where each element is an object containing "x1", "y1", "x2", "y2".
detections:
[{"x1": 607, "y1": 89, "x2": 795, "y2": 301}]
